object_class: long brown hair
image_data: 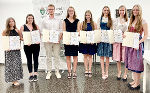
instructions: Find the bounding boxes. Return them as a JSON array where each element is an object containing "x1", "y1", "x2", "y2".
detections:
[
  {"x1": 101, "y1": 6, "x2": 112, "y2": 28},
  {"x1": 118, "y1": 5, "x2": 128, "y2": 22},
  {"x1": 128, "y1": 4, "x2": 142, "y2": 33},
  {"x1": 3, "y1": 17, "x2": 17, "y2": 36},
  {"x1": 66, "y1": 6, "x2": 77, "y2": 20},
  {"x1": 82, "y1": 10, "x2": 95, "y2": 30},
  {"x1": 26, "y1": 14, "x2": 37, "y2": 30}
]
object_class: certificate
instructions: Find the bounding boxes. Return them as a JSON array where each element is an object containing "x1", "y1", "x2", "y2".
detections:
[
  {"x1": 22, "y1": 32, "x2": 32, "y2": 45},
  {"x1": 1, "y1": 36, "x2": 21, "y2": 50},
  {"x1": 49, "y1": 30, "x2": 60, "y2": 43},
  {"x1": 1, "y1": 36, "x2": 9, "y2": 50},
  {"x1": 101, "y1": 30, "x2": 109, "y2": 43},
  {"x1": 42, "y1": 29, "x2": 50, "y2": 42},
  {"x1": 63, "y1": 31, "x2": 70, "y2": 45},
  {"x1": 133, "y1": 33, "x2": 140, "y2": 49},
  {"x1": 31, "y1": 30, "x2": 41, "y2": 44},
  {"x1": 87, "y1": 31, "x2": 94, "y2": 43},
  {"x1": 94, "y1": 30, "x2": 101, "y2": 43},
  {"x1": 70, "y1": 32, "x2": 79, "y2": 45},
  {"x1": 80, "y1": 31, "x2": 87, "y2": 43},
  {"x1": 63, "y1": 32, "x2": 79, "y2": 45},
  {"x1": 9, "y1": 36, "x2": 21, "y2": 50},
  {"x1": 113, "y1": 29, "x2": 123, "y2": 43},
  {"x1": 108, "y1": 30, "x2": 115, "y2": 44},
  {"x1": 122, "y1": 32, "x2": 139, "y2": 49}
]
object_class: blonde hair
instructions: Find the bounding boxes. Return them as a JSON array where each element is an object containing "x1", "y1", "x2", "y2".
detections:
[
  {"x1": 3, "y1": 17, "x2": 17, "y2": 36},
  {"x1": 101, "y1": 6, "x2": 112, "y2": 28},
  {"x1": 82, "y1": 10, "x2": 95, "y2": 30},
  {"x1": 66, "y1": 6, "x2": 77, "y2": 20},
  {"x1": 48, "y1": 4, "x2": 55, "y2": 9},
  {"x1": 128, "y1": 4, "x2": 142, "y2": 33},
  {"x1": 118, "y1": 5, "x2": 128, "y2": 22}
]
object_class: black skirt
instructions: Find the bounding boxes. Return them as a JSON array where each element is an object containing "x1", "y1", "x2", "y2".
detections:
[{"x1": 64, "y1": 45, "x2": 78, "y2": 56}]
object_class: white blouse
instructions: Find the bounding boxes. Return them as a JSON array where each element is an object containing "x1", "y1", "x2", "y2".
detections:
[{"x1": 113, "y1": 17, "x2": 128, "y2": 32}]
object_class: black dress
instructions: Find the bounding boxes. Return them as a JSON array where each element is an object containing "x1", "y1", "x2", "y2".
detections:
[
  {"x1": 5, "y1": 29, "x2": 23, "y2": 82},
  {"x1": 64, "y1": 18, "x2": 79, "y2": 56}
]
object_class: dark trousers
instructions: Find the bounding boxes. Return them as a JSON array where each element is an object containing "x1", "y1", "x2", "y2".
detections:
[{"x1": 24, "y1": 44, "x2": 40, "y2": 73}]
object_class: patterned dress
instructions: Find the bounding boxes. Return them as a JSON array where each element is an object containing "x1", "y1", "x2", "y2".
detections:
[
  {"x1": 5, "y1": 29, "x2": 23, "y2": 82},
  {"x1": 97, "y1": 17, "x2": 113, "y2": 57},
  {"x1": 113, "y1": 18, "x2": 128, "y2": 62},
  {"x1": 125, "y1": 26, "x2": 144, "y2": 73},
  {"x1": 79, "y1": 23, "x2": 97, "y2": 55}
]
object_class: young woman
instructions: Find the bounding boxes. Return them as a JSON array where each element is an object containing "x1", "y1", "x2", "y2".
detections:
[
  {"x1": 79, "y1": 10, "x2": 97, "y2": 77},
  {"x1": 97, "y1": 6, "x2": 113, "y2": 79},
  {"x1": 2, "y1": 17, "x2": 23, "y2": 86},
  {"x1": 63, "y1": 6, "x2": 80, "y2": 79},
  {"x1": 113, "y1": 5, "x2": 128, "y2": 81},
  {"x1": 125, "y1": 4, "x2": 148, "y2": 90},
  {"x1": 20, "y1": 14, "x2": 40, "y2": 82}
]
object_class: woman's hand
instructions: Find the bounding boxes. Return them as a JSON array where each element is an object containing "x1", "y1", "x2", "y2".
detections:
[{"x1": 123, "y1": 34, "x2": 126, "y2": 38}]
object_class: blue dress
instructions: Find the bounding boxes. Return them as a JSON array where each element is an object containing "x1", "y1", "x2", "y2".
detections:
[
  {"x1": 97, "y1": 17, "x2": 113, "y2": 57},
  {"x1": 79, "y1": 23, "x2": 97, "y2": 55}
]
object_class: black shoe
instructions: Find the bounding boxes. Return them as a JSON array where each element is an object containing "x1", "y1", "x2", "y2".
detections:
[
  {"x1": 29, "y1": 76, "x2": 34, "y2": 82},
  {"x1": 129, "y1": 85, "x2": 140, "y2": 90},
  {"x1": 117, "y1": 77, "x2": 121, "y2": 80},
  {"x1": 122, "y1": 78, "x2": 127, "y2": 82},
  {"x1": 127, "y1": 83, "x2": 132, "y2": 87},
  {"x1": 33, "y1": 75, "x2": 38, "y2": 81}
]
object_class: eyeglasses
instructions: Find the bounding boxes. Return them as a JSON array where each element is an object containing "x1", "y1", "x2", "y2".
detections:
[
  {"x1": 68, "y1": 10, "x2": 74, "y2": 12},
  {"x1": 48, "y1": 9, "x2": 55, "y2": 10},
  {"x1": 27, "y1": 18, "x2": 33, "y2": 19}
]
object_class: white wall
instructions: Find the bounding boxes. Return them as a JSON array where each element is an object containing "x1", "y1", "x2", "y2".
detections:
[
  {"x1": 70, "y1": 0, "x2": 150, "y2": 28},
  {"x1": 0, "y1": 0, "x2": 33, "y2": 32},
  {"x1": 1, "y1": 0, "x2": 150, "y2": 34},
  {"x1": 0, "y1": 0, "x2": 150, "y2": 64},
  {"x1": 0, "y1": 0, "x2": 33, "y2": 63}
]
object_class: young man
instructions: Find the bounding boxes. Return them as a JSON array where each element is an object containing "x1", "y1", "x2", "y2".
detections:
[{"x1": 41, "y1": 4, "x2": 63, "y2": 79}]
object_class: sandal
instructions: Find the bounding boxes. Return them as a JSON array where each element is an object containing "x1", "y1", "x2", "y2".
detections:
[
  {"x1": 102, "y1": 73, "x2": 106, "y2": 80},
  {"x1": 12, "y1": 82, "x2": 20, "y2": 86},
  {"x1": 105, "y1": 71, "x2": 108, "y2": 79},
  {"x1": 122, "y1": 75, "x2": 128, "y2": 82},
  {"x1": 88, "y1": 72, "x2": 92, "y2": 77},
  {"x1": 73, "y1": 72, "x2": 77, "y2": 79},
  {"x1": 84, "y1": 70, "x2": 89, "y2": 77},
  {"x1": 67, "y1": 72, "x2": 72, "y2": 79}
]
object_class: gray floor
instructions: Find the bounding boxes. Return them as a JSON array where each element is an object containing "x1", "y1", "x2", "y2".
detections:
[{"x1": 0, "y1": 63, "x2": 144, "y2": 93}]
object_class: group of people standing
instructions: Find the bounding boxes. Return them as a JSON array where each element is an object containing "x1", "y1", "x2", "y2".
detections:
[{"x1": 2, "y1": 3, "x2": 148, "y2": 90}]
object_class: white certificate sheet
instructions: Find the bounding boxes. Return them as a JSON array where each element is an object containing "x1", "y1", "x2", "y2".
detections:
[
  {"x1": 70, "y1": 32, "x2": 79, "y2": 45},
  {"x1": 9, "y1": 36, "x2": 21, "y2": 50},
  {"x1": 87, "y1": 31, "x2": 94, "y2": 43},
  {"x1": 122, "y1": 32, "x2": 139, "y2": 49},
  {"x1": 94, "y1": 30, "x2": 101, "y2": 43},
  {"x1": 80, "y1": 31, "x2": 87, "y2": 43},
  {"x1": 63, "y1": 31, "x2": 70, "y2": 45},
  {"x1": 1, "y1": 36, "x2": 9, "y2": 50},
  {"x1": 114, "y1": 29, "x2": 123, "y2": 43},
  {"x1": 50, "y1": 30, "x2": 60, "y2": 43},
  {"x1": 108, "y1": 30, "x2": 114, "y2": 44},
  {"x1": 23, "y1": 32, "x2": 32, "y2": 45},
  {"x1": 42, "y1": 29, "x2": 50, "y2": 42},
  {"x1": 101, "y1": 30, "x2": 109, "y2": 43},
  {"x1": 31, "y1": 30, "x2": 41, "y2": 44}
]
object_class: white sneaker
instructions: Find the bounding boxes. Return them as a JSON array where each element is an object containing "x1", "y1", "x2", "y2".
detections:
[
  {"x1": 46, "y1": 72, "x2": 52, "y2": 80},
  {"x1": 55, "y1": 71, "x2": 61, "y2": 79}
]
